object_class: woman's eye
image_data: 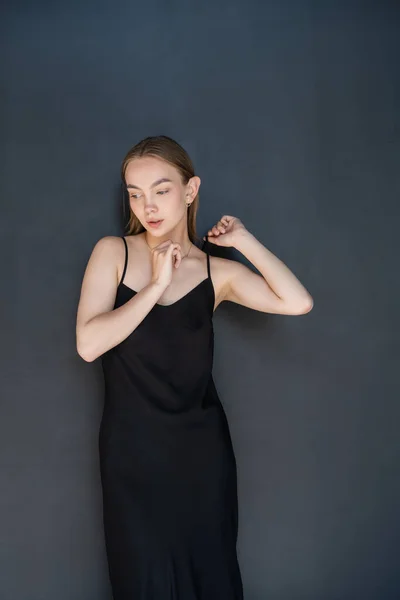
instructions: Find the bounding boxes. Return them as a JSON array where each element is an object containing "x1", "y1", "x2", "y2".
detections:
[{"x1": 130, "y1": 189, "x2": 169, "y2": 199}]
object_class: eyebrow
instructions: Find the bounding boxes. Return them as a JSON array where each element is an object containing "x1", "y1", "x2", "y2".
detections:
[{"x1": 126, "y1": 177, "x2": 173, "y2": 190}]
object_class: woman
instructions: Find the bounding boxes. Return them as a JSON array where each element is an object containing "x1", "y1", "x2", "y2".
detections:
[{"x1": 76, "y1": 135, "x2": 313, "y2": 599}]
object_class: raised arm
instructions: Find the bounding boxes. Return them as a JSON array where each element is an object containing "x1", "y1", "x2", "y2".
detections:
[{"x1": 206, "y1": 217, "x2": 314, "y2": 315}]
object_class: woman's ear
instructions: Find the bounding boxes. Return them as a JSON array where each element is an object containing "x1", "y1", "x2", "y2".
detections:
[{"x1": 188, "y1": 175, "x2": 201, "y2": 198}]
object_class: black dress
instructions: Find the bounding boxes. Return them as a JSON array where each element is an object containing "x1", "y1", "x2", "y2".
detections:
[{"x1": 99, "y1": 235, "x2": 244, "y2": 600}]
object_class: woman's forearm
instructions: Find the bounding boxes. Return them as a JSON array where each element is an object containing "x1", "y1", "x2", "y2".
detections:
[
  {"x1": 77, "y1": 281, "x2": 164, "y2": 362},
  {"x1": 234, "y1": 229, "x2": 313, "y2": 310}
]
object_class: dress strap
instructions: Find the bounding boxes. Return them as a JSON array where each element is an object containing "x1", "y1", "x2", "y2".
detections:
[
  {"x1": 120, "y1": 236, "x2": 128, "y2": 286},
  {"x1": 201, "y1": 235, "x2": 211, "y2": 279}
]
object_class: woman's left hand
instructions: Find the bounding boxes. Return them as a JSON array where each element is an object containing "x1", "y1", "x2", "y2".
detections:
[{"x1": 205, "y1": 215, "x2": 246, "y2": 248}]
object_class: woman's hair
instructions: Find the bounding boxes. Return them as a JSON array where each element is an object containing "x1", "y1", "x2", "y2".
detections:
[{"x1": 121, "y1": 135, "x2": 200, "y2": 245}]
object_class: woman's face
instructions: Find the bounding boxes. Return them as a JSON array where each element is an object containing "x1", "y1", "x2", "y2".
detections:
[{"x1": 124, "y1": 156, "x2": 199, "y2": 235}]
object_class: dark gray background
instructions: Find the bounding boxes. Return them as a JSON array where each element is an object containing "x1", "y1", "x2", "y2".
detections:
[{"x1": 1, "y1": 1, "x2": 399, "y2": 599}]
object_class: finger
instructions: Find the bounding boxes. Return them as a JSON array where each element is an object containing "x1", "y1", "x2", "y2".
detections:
[
  {"x1": 217, "y1": 221, "x2": 226, "y2": 232},
  {"x1": 170, "y1": 245, "x2": 181, "y2": 268},
  {"x1": 153, "y1": 239, "x2": 174, "y2": 253},
  {"x1": 207, "y1": 235, "x2": 221, "y2": 245},
  {"x1": 162, "y1": 242, "x2": 181, "y2": 254},
  {"x1": 174, "y1": 249, "x2": 181, "y2": 268}
]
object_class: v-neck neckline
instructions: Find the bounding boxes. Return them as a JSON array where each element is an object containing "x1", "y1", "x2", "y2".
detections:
[{"x1": 118, "y1": 276, "x2": 212, "y2": 308}]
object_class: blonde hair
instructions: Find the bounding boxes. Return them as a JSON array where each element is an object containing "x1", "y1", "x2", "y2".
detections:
[{"x1": 121, "y1": 135, "x2": 200, "y2": 245}]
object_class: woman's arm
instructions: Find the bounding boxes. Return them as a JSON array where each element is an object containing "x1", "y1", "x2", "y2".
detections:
[
  {"x1": 76, "y1": 236, "x2": 164, "y2": 362},
  {"x1": 207, "y1": 218, "x2": 314, "y2": 315}
]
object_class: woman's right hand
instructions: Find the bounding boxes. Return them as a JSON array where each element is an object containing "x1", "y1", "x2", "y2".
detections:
[{"x1": 150, "y1": 239, "x2": 183, "y2": 290}]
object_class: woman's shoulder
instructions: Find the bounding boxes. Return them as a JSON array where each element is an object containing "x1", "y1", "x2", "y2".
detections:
[
  {"x1": 93, "y1": 233, "x2": 142, "y2": 252},
  {"x1": 89, "y1": 235, "x2": 123, "y2": 256},
  {"x1": 90, "y1": 235, "x2": 133, "y2": 284}
]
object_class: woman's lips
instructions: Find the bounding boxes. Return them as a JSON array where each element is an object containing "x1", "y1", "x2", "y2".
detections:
[{"x1": 147, "y1": 219, "x2": 164, "y2": 228}]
